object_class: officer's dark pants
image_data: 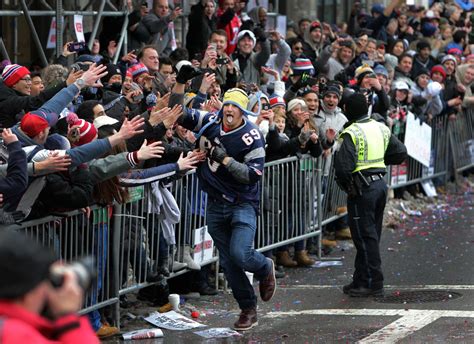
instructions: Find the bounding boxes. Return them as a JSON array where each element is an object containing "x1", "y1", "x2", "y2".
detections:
[{"x1": 347, "y1": 179, "x2": 387, "y2": 290}]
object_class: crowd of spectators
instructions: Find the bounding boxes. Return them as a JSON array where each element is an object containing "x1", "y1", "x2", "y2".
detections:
[{"x1": 0, "y1": 0, "x2": 473, "y2": 338}]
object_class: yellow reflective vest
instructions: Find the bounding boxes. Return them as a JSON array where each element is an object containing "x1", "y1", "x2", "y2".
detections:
[{"x1": 341, "y1": 119, "x2": 391, "y2": 173}]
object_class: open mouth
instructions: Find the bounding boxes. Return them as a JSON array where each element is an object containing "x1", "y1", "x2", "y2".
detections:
[{"x1": 225, "y1": 114, "x2": 234, "y2": 124}]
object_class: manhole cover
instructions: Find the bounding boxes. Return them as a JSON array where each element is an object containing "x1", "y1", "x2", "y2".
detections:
[{"x1": 375, "y1": 290, "x2": 462, "y2": 304}]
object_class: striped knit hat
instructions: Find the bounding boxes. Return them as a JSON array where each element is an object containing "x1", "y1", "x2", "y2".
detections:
[
  {"x1": 269, "y1": 95, "x2": 286, "y2": 108},
  {"x1": 127, "y1": 63, "x2": 149, "y2": 81},
  {"x1": 291, "y1": 58, "x2": 315, "y2": 76},
  {"x1": 67, "y1": 118, "x2": 98, "y2": 146},
  {"x1": 2, "y1": 64, "x2": 30, "y2": 87}
]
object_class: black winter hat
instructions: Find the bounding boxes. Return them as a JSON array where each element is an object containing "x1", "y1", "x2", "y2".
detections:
[
  {"x1": 0, "y1": 231, "x2": 56, "y2": 299},
  {"x1": 413, "y1": 67, "x2": 430, "y2": 80},
  {"x1": 344, "y1": 92, "x2": 369, "y2": 121},
  {"x1": 101, "y1": 63, "x2": 122, "y2": 84}
]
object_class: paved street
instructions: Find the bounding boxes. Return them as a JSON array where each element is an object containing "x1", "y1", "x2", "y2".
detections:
[{"x1": 107, "y1": 191, "x2": 474, "y2": 343}]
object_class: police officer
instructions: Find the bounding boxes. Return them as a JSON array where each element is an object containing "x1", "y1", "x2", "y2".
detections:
[{"x1": 334, "y1": 92, "x2": 407, "y2": 297}]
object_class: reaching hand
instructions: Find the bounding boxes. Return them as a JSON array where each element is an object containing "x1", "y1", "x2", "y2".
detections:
[
  {"x1": 177, "y1": 152, "x2": 200, "y2": 171},
  {"x1": 116, "y1": 116, "x2": 145, "y2": 141},
  {"x1": 1, "y1": 128, "x2": 18, "y2": 144},
  {"x1": 162, "y1": 105, "x2": 183, "y2": 129},
  {"x1": 137, "y1": 140, "x2": 165, "y2": 161},
  {"x1": 66, "y1": 70, "x2": 84, "y2": 86},
  {"x1": 35, "y1": 152, "x2": 72, "y2": 173},
  {"x1": 149, "y1": 106, "x2": 172, "y2": 126},
  {"x1": 121, "y1": 50, "x2": 137, "y2": 63},
  {"x1": 154, "y1": 92, "x2": 171, "y2": 111},
  {"x1": 79, "y1": 63, "x2": 108, "y2": 88},
  {"x1": 170, "y1": 6, "x2": 183, "y2": 20},
  {"x1": 199, "y1": 73, "x2": 216, "y2": 94},
  {"x1": 107, "y1": 40, "x2": 118, "y2": 58}
]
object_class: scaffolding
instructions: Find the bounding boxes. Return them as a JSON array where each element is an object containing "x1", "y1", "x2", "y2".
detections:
[{"x1": 0, "y1": 0, "x2": 129, "y2": 66}]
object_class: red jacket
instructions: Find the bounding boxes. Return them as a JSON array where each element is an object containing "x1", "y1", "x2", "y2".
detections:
[
  {"x1": 217, "y1": 8, "x2": 241, "y2": 56},
  {"x1": 0, "y1": 301, "x2": 99, "y2": 344}
]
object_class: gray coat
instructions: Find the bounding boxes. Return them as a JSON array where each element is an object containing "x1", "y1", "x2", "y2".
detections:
[{"x1": 141, "y1": 12, "x2": 175, "y2": 57}]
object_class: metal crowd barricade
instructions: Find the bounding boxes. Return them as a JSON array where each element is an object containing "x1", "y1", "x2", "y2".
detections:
[
  {"x1": 388, "y1": 115, "x2": 450, "y2": 189},
  {"x1": 1, "y1": 205, "x2": 118, "y2": 316},
  {"x1": 449, "y1": 108, "x2": 474, "y2": 174},
  {"x1": 255, "y1": 155, "x2": 322, "y2": 255}
]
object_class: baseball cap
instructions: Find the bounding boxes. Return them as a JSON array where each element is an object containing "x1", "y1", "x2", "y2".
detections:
[{"x1": 20, "y1": 110, "x2": 59, "y2": 138}]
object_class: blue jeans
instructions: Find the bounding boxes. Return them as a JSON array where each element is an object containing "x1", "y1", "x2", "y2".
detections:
[{"x1": 207, "y1": 200, "x2": 270, "y2": 310}]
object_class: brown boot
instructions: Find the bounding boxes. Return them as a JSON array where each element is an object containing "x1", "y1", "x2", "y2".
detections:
[
  {"x1": 295, "y1": 250, "x2": 315, "y2": 267},
  {"x1": 276, "y1": 251, "x2": 297, "y2": 268},
  {"x1": 233, "y1": 308, "x2": 258, "y2": 331}
]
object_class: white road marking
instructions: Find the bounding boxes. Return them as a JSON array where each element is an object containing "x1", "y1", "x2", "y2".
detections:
[
  {"x1": 265, "y1": 309, "x2": 474, "y2": 343},
  {"x1": 357, "y1": 310, "x2": 442, "y2": 343},
  {"x1": 280, "y1": 284, "x2": 474, "y2": 290}
]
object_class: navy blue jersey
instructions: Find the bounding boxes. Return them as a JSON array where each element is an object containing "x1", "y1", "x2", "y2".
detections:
[{"x1": 181, "y1": 108, "x2": 265, "y2": 210}]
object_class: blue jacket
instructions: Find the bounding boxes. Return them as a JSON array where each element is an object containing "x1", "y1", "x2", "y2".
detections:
[{"x1": 0, "y1": 141, "x2": 28, "y2": 211}]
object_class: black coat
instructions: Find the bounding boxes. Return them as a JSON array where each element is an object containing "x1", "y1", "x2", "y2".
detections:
[
  {"x1": 186, "y1": 2, "x2": 218, "y2": 59},
  {"x1": 0, "y1": 81, "x2": 66, "y2": 128}
]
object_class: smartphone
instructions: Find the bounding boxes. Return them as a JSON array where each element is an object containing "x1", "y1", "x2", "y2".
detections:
[
  {"x1": 68, "y1": 41, "x2": 86, "y2": 52},
  {"x1": 209, "y1": 43, "x2": 217, "y2": 51},
  {"x1": 216, "y1": 57, "x2": 229, "y2": 65}
]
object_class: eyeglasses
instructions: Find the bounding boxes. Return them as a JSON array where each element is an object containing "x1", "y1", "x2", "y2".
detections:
[
  {"x1": 294, "y1": 46, "x2": 303, "y2": 51},
  {"x1": 20, "y1": 77, "x2": 32, "y2": 83}
]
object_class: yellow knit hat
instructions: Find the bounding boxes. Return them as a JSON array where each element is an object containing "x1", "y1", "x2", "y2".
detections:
[
  {"x1": 222, "y1": 88, "x2": 249, "y2": 114},
  {"x1": 354, "y1": 63, "x2": 375, "y2": 83}
]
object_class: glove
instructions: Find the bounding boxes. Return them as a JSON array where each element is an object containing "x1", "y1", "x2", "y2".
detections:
[
  {"x1": 291, "y1": 73, "x2": 310, "y2": 92},
  {"x1": 210, "y1": 144, "x2": 228, "y2": 163},
  {"x1": 298, "y1": 129, "x2": 312, "y2": 145},
  {"x1": 176, "y1": 65, "x2": 203, "y2": 84}
]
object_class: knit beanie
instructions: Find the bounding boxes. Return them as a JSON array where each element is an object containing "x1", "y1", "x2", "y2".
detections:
[
  {"x1": 67, "y1": 118, "x2": 98, "y2": 146},
  {"x1": 309, "y1": 21, "x2": 322, "y2": 32},
  {"x1": 291, "y1": 58, "x2": 315, "y2": 76},
  {"x1": 222, "y1": 88, "x2": 250, "y2": 114},
  {"x1": 102, "y1": 63, "x2": 122, "y2": 84},
  {"x1": 322, "y1": 84, "x2": 341, "y2": 99},
  {"x1": 1, "y1": 64, "x2": 30, "y2": 87},
  {"x1": 373, "y1": 64, "x2": 388, "y2": 78},
  {"x1": 414, "y1": 67, "x2": 430, "y2": 80},
  {"x1": 247, "y1": 93, "x2": 269, "y2": 112},
  {"x1": 431, "y1": 65, "x2": 446, "y2": 81},
  {"x1": 421, "y1": 23, "x2": 437, "y2": 38},
  {"x1": 127, "y1": 63, "x2": 149, "y2": 81},
  {"x1": 287, "y1": 98, "x2": 307, "y2": 113},
  {"x1": 269, "y1": 95, "x2": 286, "y2": 108},
  {"x1": 441, "y1": 54, "x2": 457, "y2": 66},
  {"x1": 354, "y1": 64, "x2": 375, "y2": 84},
  {"x1": 344, "y1": 92, "x2": 369, "y2": 121}
]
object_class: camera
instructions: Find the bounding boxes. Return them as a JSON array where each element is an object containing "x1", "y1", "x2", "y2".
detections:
[
  {"x1": 216, "y1": 57, "x2": 229, "y2": 65},
  {"x1": 67, "y1": 41, "x2": 86, "y2": 53},
  {"x1": 129, "y1": 82, "x2": 144, "y2": 102},
  {"x1": 49, "y1": 257, "x2": 96, "y2": 291}
]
